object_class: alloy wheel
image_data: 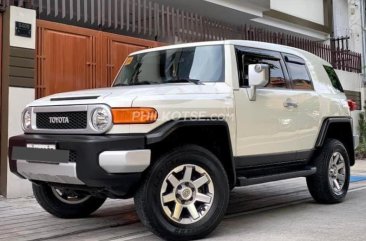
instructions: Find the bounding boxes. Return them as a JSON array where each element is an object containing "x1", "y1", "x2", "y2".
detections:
[
  {"x1": 160, "y1": 164, "x2": 214, "y2": 224},
  {"x1": 328, "y1": 152, "x2": 346, "y2": 194}
]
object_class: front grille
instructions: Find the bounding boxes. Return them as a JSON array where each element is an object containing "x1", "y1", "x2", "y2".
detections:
[{"x1": 36, "y1": 112, "x2": 87, "y2": 129}]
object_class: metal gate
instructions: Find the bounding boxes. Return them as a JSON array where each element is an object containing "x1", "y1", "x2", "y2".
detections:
[{"x1": 36, "y1": 20, "x2": 159, "y2": 98}]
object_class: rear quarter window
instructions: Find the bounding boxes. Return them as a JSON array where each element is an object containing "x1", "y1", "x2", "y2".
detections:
[{"x1": 323, "y1": 65, "x2": 344, "y2": 92}]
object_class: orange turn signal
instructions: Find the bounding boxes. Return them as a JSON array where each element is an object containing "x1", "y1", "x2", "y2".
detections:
[{"x1": 112, "y1": 108, "x2": 158, "y2": 124}]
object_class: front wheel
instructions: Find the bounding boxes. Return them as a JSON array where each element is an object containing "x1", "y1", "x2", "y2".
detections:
[
  {"x1": 307, "y1": 139, "x2": 350, "y2": 204},
  {"x1": 33, "y1": 183, "x2": 106, "y2": 218},
  {"x1": 134, "y1": 145, "x2": 230, "y2": 241}
]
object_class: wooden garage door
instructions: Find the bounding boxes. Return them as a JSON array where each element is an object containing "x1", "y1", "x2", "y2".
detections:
[
  {"x1": 36, "y1": 20, "x2": 159, "y2": 98},
  {"x1": 100, "y1": 32, "x2": 150, "y2": 87}
]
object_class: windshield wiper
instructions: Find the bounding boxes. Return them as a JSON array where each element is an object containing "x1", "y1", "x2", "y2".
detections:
[
  {"x1": 113, "y1": 81, "x2": 156, "y2": 87},
  {"x1": 113, "y1": 83, "x2": 129, "y2": 87},
  {"x1": 168, "y1": 78, "x2": 204, "y2": 85}
]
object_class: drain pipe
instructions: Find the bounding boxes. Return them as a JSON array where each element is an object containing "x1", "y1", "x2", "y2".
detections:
[
  {"x1": 361, "y1": 0, "x2": 366, "y2": 77},
  {"x1": 360, "y1": 0, "x2": 366, "y2": 112}
]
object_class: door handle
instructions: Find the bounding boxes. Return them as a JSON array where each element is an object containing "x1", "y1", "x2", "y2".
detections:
[{"x1": 283, "y1": 98, "x2": 298, "y2": 108}]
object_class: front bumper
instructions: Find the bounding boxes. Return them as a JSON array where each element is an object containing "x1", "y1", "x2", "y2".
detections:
[{"x1": 9, "y1": 134, "x2": 150, "y2": 197}]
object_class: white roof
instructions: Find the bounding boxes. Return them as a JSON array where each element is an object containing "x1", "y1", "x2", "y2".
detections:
[{"x1": 132, "y1": 40, "x2": 330, "y2": 66}]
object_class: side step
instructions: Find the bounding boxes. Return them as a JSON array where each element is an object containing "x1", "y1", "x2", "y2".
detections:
[{"x1": 237, "y1": 167, "x2": 317, "y2": 186}]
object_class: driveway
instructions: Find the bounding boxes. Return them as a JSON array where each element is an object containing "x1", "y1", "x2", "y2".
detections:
[{"x1": 1, "y1": 161, "x2": 366, "y2": 241}]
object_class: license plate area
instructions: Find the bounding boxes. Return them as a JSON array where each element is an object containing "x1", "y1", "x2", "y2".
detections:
[
  {"x1": 27, "y1": 143, "x2": 56, "y2": 150},
  {"x1": 12, "y1": 145, "x2": 69, "y2": 164}
]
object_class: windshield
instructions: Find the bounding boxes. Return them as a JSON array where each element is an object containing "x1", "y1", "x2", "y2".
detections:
[{"x1": 112, "y1": 45, "x2": 225, "y2": 86}]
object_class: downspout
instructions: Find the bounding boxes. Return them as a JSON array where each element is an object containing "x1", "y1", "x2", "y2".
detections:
[
  {"x1": 361, "y1": 0, "x2": 366, "y2": 77},
  {"x1": 360, "y1": 0, "x2": 366, "y2": 114}
]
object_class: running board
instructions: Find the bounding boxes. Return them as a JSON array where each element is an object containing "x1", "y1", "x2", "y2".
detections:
[{"x1": 237, "y1": 167, "x2": 317, "y2": 186}]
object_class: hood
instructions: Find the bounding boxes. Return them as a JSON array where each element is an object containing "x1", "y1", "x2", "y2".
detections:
[{"x1": 29, "y1": 83, "x2": 229, "y2": 107}]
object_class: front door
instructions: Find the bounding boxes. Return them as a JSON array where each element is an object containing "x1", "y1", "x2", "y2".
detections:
[{"x1": 234, "y1": 47, "x2": 300, "y2": 167}]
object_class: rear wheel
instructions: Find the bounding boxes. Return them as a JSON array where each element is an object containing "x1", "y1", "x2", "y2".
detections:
[
  {"x1": 306, "y1": 139, "x2": 350, "y2": 203},
  {"x1": 134, "y1": 145, "x2": 229, "y2": 241},
  {"x1": 33, "y1": 183, "x2": 106, "y2": 218}
]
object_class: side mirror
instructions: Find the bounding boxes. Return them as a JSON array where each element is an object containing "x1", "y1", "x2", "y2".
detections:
[{"x1": 248, "y1": 64, "x2": 270, "y2": 101}]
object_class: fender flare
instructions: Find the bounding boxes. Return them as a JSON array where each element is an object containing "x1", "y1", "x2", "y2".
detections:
[
  {"x1": 315, "y1": 117, "x2": 353, "y2": 147},
  {"x1": 315, "y1": 117, "x2": 355, "y2": 165},
  {"x1": 146, "y1": 119, "x2": 236, "y2": 186}
]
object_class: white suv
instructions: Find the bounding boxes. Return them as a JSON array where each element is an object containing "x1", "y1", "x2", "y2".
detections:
[{"x1": 9, "y1": 40, "x2": 357, "y2": 240}]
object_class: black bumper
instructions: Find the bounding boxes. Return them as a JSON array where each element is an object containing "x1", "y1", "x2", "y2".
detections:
[{"x1": 9, "y1": 134, "x2": 147, "y2": 198}]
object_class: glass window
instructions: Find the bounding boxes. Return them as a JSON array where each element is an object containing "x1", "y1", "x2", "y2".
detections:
[
  {"x1": 113, "y1": 45, "x2": 224, "y2": 86},
  {"x1": 236, "y1": 50, "x2": 287, "y2": 88},
  {"x1": 285, "y1": 57, "x2": 313, "y2": 90},
  {"x1": 324, "y1": 65, "x2": 344, "y2": 92}
]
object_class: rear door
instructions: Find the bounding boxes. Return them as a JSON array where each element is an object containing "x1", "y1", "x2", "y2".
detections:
[{"x1": 282, "y1": 54, "x2": 321, "y2": 153}]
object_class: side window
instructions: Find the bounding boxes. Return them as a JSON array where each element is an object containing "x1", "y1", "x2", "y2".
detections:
[
  {"x1": 236, "y1": 48, "x2": 287, "y2": 88},
  {"x1": 285, "y1": 55, "x2": 313, "y2": 90},
  {"x1": 324, "y1": 65, "x2": 344, "y2": 92}
]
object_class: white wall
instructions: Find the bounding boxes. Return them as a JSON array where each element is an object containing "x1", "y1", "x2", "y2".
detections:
[
  {"x1": 336, "y1": 70, "x2": 364, "y2": 135},
  {"x1": 6, "y1": 88, "x2": 35, "y2": 198},
  {"x1": 333, "y1": 0, "x2": 364, "y2": 53},
  {"x1": 270, "y1": 0, "x2": 324, "y2": 25},
  {"x1": 336, "y1": 69, "x2": 363, "y2": 91},
  {"x1": 347, "y1": 0, "x2": 363, "y2": 54},
  {"x1": 9, "y1": 6, "x2": 36, "y2": 49},
  {"x1": 333, "y1": 0, "x2": 349, "y2": 37}
]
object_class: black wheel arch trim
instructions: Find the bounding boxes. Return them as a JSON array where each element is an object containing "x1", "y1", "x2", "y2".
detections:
[
  {"x1": 315, "y1": 117, "x2": 353, "y2": 147},
  {"x1": 315, "y1": 117, "x2": 355, "y2": 165},
  {"x1": 146, "y1": 119, "x2": 236, "y2": 185}
]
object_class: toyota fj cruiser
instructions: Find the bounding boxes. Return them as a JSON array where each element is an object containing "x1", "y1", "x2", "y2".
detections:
[{"x1": 9, "y1": 40, "x2": 357, "y2": 240}]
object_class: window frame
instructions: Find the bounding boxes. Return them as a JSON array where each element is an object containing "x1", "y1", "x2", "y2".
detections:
[
  {"x1": 282, "y1": 53, "x2": 314, "y2": 91},
  {"x1": 234, "y1": 46, "x2": 291, "y2": 90}
]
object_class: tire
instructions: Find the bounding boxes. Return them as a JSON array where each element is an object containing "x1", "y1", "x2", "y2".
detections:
[
  {"x1": 32, "y1": 183, "x2": 106, "y2": 218},
  {"x1": 306, "y1": 138, "x2": 350, "y2": 204},
  {"x1": 134, "y1": 145, "x2": 230, "y2": 241}
]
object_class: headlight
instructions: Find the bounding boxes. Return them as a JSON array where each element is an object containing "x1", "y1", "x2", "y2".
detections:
[
  {"x1": 22, "y1": 109, "x2": 31, "y2": 130},
  {"x1": 91, "y1": 107, "x2": 112, "y2": 132}
]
